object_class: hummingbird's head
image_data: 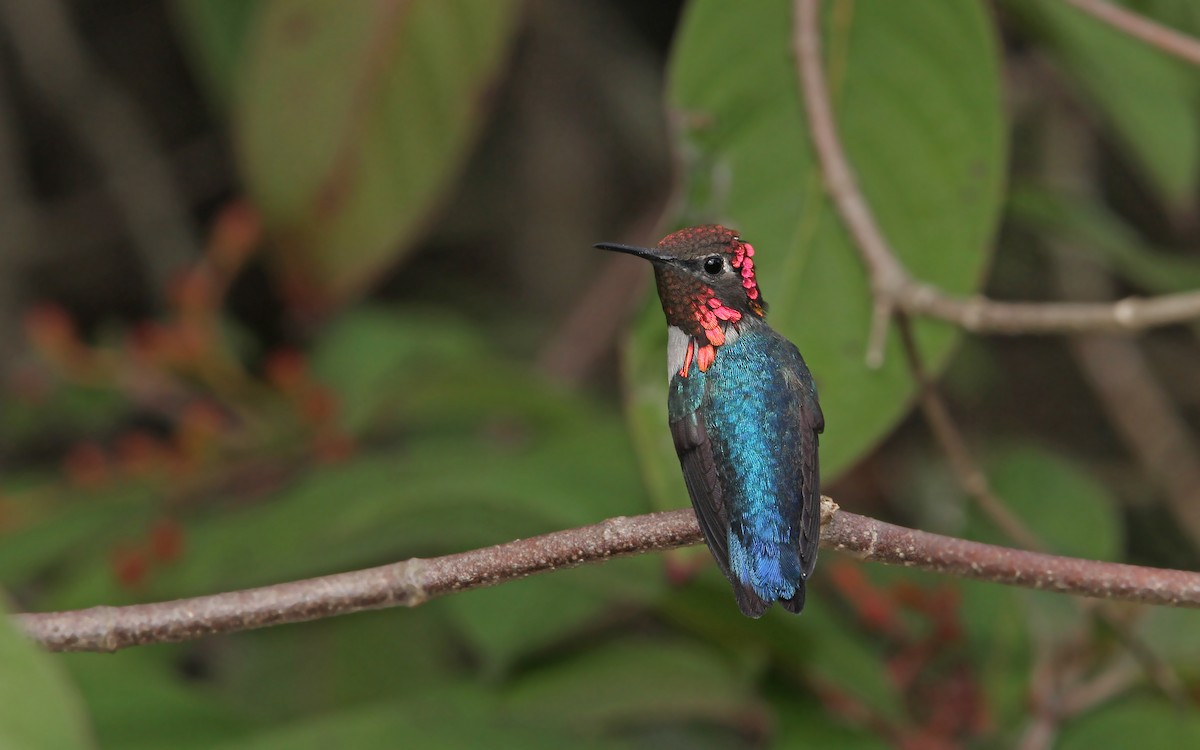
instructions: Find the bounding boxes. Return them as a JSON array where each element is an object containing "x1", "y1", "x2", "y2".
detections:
[{"x1": 595, "y1": 225, "x2": 766, "y2": 345}]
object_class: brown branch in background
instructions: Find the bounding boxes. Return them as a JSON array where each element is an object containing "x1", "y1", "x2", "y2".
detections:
[
  {"x1": 1039, "y1": 93, "x2": 1200, "y2": 548},
  {"x1": 1055, "y1": 244, "x2": 1200, "y2": 545},
  {"x1": 1018, "y1": 654, "x2": 1141, "y2": 750},
  {"x1": 894, "y1": 315, "x2": 1043, "y2": 550},
  {"x1": 1062, "y1": 0, "x2": 1200, "y2": 67},
  {"x1": 0, "y1": 0, "x2": 197, "y2": 299},
  {"x1": 17, "y1": 499, "x2": 1200, "y2": 653},
  {"x1": 792, "y1": 0, "x2": 1200, "y2": 366}
]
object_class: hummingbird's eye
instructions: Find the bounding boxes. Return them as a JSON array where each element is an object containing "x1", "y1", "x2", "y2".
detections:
[{"x1": 703, "y1": 256, "x2": 724, "y2": 275}]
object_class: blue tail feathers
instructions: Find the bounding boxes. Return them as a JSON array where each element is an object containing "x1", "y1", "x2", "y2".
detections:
[{"x1": 727, "y1": 530, "x2": 806, "y2": 617}]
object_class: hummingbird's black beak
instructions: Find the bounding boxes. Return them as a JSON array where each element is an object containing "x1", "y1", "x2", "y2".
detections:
[{"x1": 594, "y1": 242, "x2": 675, "y2": 264}]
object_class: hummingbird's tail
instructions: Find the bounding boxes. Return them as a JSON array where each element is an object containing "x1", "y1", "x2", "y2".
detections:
[
  {"x1": 728, "y1": 533, "x2": 808, "y2": 617},
  {"x1": 732, "y1": 579, "x2": 806, "y2": 618}
]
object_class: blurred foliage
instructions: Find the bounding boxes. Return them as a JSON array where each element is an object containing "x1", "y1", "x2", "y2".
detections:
[{"x1": 0, "y1": 0, "x2": 1198, "y2": 748}]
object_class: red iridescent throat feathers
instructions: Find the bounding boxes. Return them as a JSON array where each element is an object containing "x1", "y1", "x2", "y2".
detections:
[{"x1": 654, "y1": 226, "x2": 765, "y2": 377}]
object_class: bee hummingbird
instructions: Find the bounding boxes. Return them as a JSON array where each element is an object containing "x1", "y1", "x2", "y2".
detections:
[{"x1": 597, "y1": 225, "x2": 824, "y2": 617}]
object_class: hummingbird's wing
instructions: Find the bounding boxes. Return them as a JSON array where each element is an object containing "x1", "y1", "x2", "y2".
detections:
[
  {"x1": 669, "y1": 398, "x2": 773, "y2": 618},
  {"x1": 772, "y1": 338, "x2": 824, "y2": 604},
  {"x1": 795, "y1": 381, "x2": 824, "y2": 581},
  {"x1": 668, "y1": 411, "x2": 731, "y2": 575}
]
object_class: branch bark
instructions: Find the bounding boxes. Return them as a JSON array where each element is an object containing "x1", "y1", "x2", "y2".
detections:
[
  {"x1": 16, "y1": 499, "x2": 1200, "y2": 653},
  {"x1": 792, "y1": 0, "x2": 1200, "y2": 367}
]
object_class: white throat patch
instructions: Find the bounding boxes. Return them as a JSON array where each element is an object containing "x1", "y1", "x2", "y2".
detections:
[
  {"x1": 666, "y1": 326, "x2": 689, "y2": 380},
  {"x1": 666, "y1": 323, "x2": 740, "y2": 379}
]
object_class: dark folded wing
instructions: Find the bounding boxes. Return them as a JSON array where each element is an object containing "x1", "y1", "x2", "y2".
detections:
[
  {"x1": 668, "y1": 410, "x2": 733, "y2": 581},
  {"x1": 798, "y1": 394, "x2": 824, "y2": 578}
]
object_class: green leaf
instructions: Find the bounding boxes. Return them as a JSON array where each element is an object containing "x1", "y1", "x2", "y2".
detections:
[
  {"x1": 1058, "y1": 698, "x2": 1200, "y2": 750},
  {"x1": 64, "y1": 648, "x2": 252, "y2": 750},
  {"x1": 309, "y1": 307, "x2": 487, "y2": 435},
  {"x1": 504, "y1": 638, "x2": 760, "y2": 732},
  {"x1": 235, "y1": 0, "x2": 521, "y2": 304},
  {"x1": 0, "y1": 500, "x2": 140, "y2": 585},
  {"x1": 974, "y1": 445, "x2": 1122, "y2": 561},
  {"x1": 211, "y1": 608, "x2": 463, "y2": 720},
  {"x1": 1134, "y1": 606, "x2": 1200, "y2": 681},
  {"x1": 447, "y1": 561, "x2": 658, "y2": 678},
  {"x1": 631, "y1": 0, "x2": 1005, "y2": 508},
  {"x1": 209, "y1": 689, "x2": 621, "y2": 750},
  {"x1": 0, "y1": 595, "x2": 93, "y2": 749},
  {"x1": 957, "y1": 580, "x2": 1031, "y2": 734},
  {"x1": 1006, "y1": 0, "x2": 1200, "y2": 205},
  {"x1": 771, "y1": 697, "x2": 889, "y2": 750}
]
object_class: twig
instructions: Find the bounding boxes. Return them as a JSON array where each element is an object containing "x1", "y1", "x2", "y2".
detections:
[
  {"x1": 895, "y1": 315, "x2": 1042, "y2": 550},
  {"x1": 1056, "y1": 253, "x2": 1200, "y2": 546},
  {"x1": 792, "y1": 0, "x2": 1200, "y2": 366},
  {"x1": 16, "y1": 498, "x2": 1200, "y2": 652},
  {"x1": 1018, "y1": 654, "x2": 1141, "y2": 750},
  {"x1": 1061, "y1": 0, "x2": 1200, "y2": 67}
]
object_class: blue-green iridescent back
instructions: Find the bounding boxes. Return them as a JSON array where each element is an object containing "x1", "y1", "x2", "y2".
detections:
[{"x1": 668, "y1": 322, "x2": 823, "y2": 617}]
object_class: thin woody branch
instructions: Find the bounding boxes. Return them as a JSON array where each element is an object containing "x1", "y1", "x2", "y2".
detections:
[
  {"x1": 16, "y1": 499, "x2": 1200, "y2": 653},
  {"x1": 1061, "y1": 0, "x2": 1200, "y2": 67},
  {"x1": 792, "y1": 0, "x2": 1200, "y2": 366}
]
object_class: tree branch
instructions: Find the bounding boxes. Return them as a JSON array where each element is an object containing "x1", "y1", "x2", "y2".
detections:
[
  {"x1": 15, "y1": 499, "x2": 1200, "y2": 653},
  {"x1": 792, "y1": 0, "x2": 1200, "y2": 367},
  {"x1": 1061, "y1": 0, "x2": 1200, "y2": 67}
]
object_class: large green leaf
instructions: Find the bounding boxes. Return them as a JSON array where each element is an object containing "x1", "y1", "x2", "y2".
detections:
[
  {"x1": 972, "y1": 445, "x2": 1123, "y2": 562},
  {"x1": 504, "y1": 638, "x2": 760, "y2": 732},
  {"x1": 956, "y1": 580, "x2": 1031, "y2": 739},
  {"x1": 772, "y1": 698, "x2": 889, "y2": 750},
  {"x1": 1133, "y1": 606, "x2": 1200, "y2": 681},
  {"x1": 64, "y1": 648, "x2": 252, "y2": 750},
  {"x1": 211, "y1": 608, "x2": 462, "y2": 720},
  {"x1": 0, "y1": 595, "x2": 93, "y2": 749},
  {"x1": 1006, "y1": 0, "x2": 1200, "y2": 206},
  {"x1": 447, "y1": 565, "x2": 648, "y2": 678},
  {"x1": 309, "y1": 307, "x2": 489, "y2": 435},
  {"x1": 235, "y1": 0, "x2": 521, "y2": 304},
  {"x1": 629, "y1": 0, "x2": 1005, "y2": 511},
  {"x1": 209, "y1": 689, "x2": 622, "y2": 750}
]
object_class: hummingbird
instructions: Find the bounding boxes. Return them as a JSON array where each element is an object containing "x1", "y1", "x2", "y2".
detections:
[{"x1": 597, "y1": 225, "x2": 824, "y2": 617}]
